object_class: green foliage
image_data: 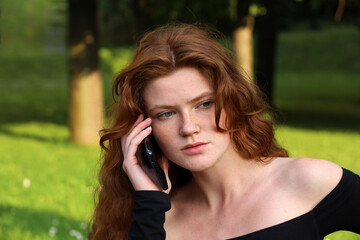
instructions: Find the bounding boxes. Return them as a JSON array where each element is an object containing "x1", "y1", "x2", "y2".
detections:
[
  {"x1": 0, "y1": 23, "x2": 359, "y2": 239},
  {"x1": 275, "y1": 23, "x2": 360, "y2": 134},
  {"x1": 0, "y1": 0, "x2": 66, "y2": 49}
]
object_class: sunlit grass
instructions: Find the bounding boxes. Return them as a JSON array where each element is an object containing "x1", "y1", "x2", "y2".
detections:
[
  {"x1": 276, "y1": 126, "x2": 360, "y2": 171},
  {"x1": 0, "y1": 123, "x2": 98, "y2": 240}
]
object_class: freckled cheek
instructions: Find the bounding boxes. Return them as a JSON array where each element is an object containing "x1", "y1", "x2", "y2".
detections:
[{"x1": 151, "y1": 125, "x2": 177, "y2": 153}]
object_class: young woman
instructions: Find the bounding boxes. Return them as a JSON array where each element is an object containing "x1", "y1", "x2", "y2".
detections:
[{"x1": 90, "y1": 24, "x2": 360, "y2": 240}]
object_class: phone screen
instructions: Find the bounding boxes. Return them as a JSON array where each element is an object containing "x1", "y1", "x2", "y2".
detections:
[{"x1": 142, "y1": 134, "x2": 168, "y2": 190}]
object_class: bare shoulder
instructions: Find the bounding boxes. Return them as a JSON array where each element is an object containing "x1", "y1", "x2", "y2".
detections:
[
  {"x1": 287, "y1": 157, "x2": 343, "y2": 187},
  {"x1": 275, "y1": 157, "x2": 343, "y2": 204}
]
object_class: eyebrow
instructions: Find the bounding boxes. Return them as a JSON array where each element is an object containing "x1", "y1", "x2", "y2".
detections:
[{"x1": 148, "y1": 91, "x2": 215, "y2": 112}]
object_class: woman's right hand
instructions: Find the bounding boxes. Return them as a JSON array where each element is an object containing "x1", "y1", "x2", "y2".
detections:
[{"x1": 121, "y1": 114, "x2": 171, "y2": 193}]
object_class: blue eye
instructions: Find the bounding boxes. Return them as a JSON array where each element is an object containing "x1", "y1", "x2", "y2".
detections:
[
  {"x1": 158, "y1": 112, "x2": 174, "y2": 119},
  {"x1": 199, "y1": 101, "x2": 213, "y2": 108}
]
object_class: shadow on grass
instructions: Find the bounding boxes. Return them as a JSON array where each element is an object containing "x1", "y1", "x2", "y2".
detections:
[
  {"x1": 0, "y1": 126, "x2": 70, "y2": 143},
  {"x1": 0, "y1": 204, "x2": 89, "y2": 239},
  {"x1": 0, "y1": 99, "x2": 69, "y2": 126},
  {"x1": 277, "y1": 108, "x2": 360, "y2": 133}
]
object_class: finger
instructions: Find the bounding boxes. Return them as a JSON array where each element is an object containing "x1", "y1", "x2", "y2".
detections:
[
  {"x1": 124, "y1": 126, "x2": 152, "y2": 165},
  {"x1": 121, "y1": 117, "x2": 151, "y2": 149},
  {"x1": 121, "y1": 114, "x2": 144, "y2": 146},
  {"x1": 129, "y1": 114, "x2": 145, "y2": 132},
  {"x1": 124, "y1": 118, "x2": 152, "y2": 147}
]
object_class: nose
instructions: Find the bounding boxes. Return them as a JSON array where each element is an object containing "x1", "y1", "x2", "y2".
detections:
[{"x1": 179, "y1": 112, "x2": 200, "y2": 136}]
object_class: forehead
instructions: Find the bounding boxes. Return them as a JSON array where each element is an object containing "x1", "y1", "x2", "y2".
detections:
[{"x1": 143, "y1": 67, "x2": 213, "y2": 107}]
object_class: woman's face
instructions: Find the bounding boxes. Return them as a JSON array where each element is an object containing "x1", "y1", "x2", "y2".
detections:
[{"x1": 143, "y1": 67, "x2": 233, "y2": 172}]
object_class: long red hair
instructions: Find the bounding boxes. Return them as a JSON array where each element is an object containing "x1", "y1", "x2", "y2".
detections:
[{"x1": 90, "y1": 23, "x2": 288, "y2": 239}]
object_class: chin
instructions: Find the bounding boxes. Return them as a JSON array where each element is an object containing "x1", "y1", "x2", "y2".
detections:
[{"x1": 172, "y1": 155, "x2": 218, "y2": 173}]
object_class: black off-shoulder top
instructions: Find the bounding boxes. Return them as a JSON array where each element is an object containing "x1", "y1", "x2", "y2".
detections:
[{"x1": 129, "y1": 168, "x2": 360, "y2": 240}]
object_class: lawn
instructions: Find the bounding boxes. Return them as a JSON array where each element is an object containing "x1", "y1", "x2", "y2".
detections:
[{"x1": 0, "y1": 23, "x2": 359, "y2": 239}]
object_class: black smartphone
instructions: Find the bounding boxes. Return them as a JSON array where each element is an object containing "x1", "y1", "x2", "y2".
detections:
[{"x1": 142, "y1": 134, "x2": 168, "y2": 190}]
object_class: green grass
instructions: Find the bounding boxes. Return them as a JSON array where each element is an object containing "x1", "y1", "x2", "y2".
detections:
[
  {"x1": 0, "y1": 23, "x2": 359, "y2": 239},
  {"x1": 0, "y1": 123, "x2": 98, "y2": 239}
]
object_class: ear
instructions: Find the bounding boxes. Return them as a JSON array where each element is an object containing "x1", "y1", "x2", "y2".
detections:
[{"x1": 218, "y1": 109, "x2": 230, "y2": 130}]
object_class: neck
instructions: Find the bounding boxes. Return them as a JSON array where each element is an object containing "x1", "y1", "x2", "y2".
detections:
[{"x1": 188, "y1": 149, "x2": 270, "y2": 212}]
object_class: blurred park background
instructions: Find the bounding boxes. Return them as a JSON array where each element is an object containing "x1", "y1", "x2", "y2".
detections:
[{"x1": 0, "y1": 0, "x2": 359, "y2": 239}]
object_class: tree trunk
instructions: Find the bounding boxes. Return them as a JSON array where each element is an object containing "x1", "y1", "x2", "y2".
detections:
[
  {"x1": 254, "y1": 1, "x2": 279, "y2": 106},
  {"x1": 334, "y1": 0, "x2": 346, "y2": 22},
  {"x1": 233, "y1": 15, "x2": 255, "y2": 81},
  {"x1": 232, "y1": 0, "x2": 255, "y2": 82},
  {"x1": 68, "y1": 0, "x2": 104, "y2": 145},
  {"x1": 133, "y1": 0, "x2": 150, "y2": 35}
]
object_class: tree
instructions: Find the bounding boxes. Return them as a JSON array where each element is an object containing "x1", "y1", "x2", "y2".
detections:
[
  {"x1": 67, "y1": 0, "x2": 104, "y2": 145},
  {"x1": 232, "y1": 1, "x2": 255, "y2": 81},
  {"x1": 254, "y1": 1, "x2": 281, "y2": 105},
  {"x1": 232, "y1": 0, "x2": 285, "y2": 106}
]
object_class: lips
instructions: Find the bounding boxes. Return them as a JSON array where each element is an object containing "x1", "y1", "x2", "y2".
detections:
[{"x1": 181, "y1": 142, "x2": 208, "y2": 155}]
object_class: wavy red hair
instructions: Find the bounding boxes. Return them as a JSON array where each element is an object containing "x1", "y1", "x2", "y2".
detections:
[{"x1": 90, "y1": 23, "x2": 288, "y2": 240}]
